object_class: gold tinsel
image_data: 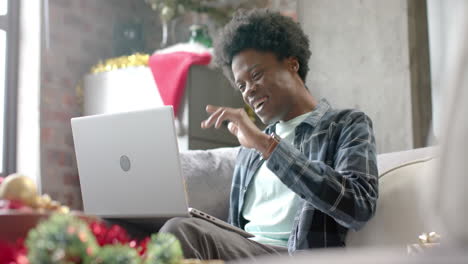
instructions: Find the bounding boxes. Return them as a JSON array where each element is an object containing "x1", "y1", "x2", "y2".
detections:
[{"x1": 90, "y1": 53, "x2": 150, "y2": 74}]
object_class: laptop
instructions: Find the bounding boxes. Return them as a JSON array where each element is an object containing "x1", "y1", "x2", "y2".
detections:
[{"x1": 71, "y1": 106, "x2": 252, "y2": 237}]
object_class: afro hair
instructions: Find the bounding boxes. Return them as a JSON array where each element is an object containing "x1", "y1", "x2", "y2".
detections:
[{"x1": 214, "y1": 9, "x2": 311, "y2": 84}]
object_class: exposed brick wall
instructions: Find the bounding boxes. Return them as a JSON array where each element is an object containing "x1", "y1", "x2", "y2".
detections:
[{"x1": 40, "y1": 0, "x2": 159, "y2": 209}]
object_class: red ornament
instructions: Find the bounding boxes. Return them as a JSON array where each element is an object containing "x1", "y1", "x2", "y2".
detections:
[
  {"x1": 0, "y1": 240, "x2": 17, "y2": 263},
  {"x1": 137, "y1": 237, "x2": 151, "y2": 256},
  {"x1": 129, "y1": 240, "x2": 137, "y2": 248},
  {"x1": 0, "y1": 238, "x2": 28, "y2": 264},
  {"x1": 89, "y1": 221, "x2": 108, "y2": 246},
  {"x1": 0, "y1": 199, "x2": 28, "y2": 210},
  {"x1": 106, "y1": 225, "x2": 130, "y2": 245},
  {"x1": 16, "y1": 254, "x2": 29, "y2": 264},
  {"x1": 87, "y1": 220, "x2": 150, "y2": 256},
  {"x1": 88, "y1": 221, "x2": 130, "y2": 246}
]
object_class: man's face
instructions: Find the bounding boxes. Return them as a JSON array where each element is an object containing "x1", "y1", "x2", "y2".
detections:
[{"x1": 231, "y1": 49, "x2": 300, "y2": 124}]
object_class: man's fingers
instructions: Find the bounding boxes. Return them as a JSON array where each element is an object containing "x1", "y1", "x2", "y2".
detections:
[
  {"x1": 215, "y1": 108, "x2": 244, "y2": 128},
  {"x1": 202, "y1": 106, "x2": 241, "y2": 129},
  {"x1": 227, "y1": 122, "x2": 238, "y2": 135},
  {"x1": 201, "y1": 107, "x2": 224, "y2": 128},
  {"x1": 215, "y1": 110, "x2": 231, "y2": 129},
  {"x1": 206, "y1": 105, "x2": 221, "y2": 114}
]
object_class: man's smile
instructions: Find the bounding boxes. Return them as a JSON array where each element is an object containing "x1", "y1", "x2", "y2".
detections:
[{"x1": 252, "y1": 96, "x2": 269, "y2": 113}]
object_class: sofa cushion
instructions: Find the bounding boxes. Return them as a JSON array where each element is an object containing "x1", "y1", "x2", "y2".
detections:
[
  {"x1": 346, "y1": 156, "x2": 438, "y2": 249},
  {"x1": 179, "y1": 147, "x2": 239, "y2": 221}
]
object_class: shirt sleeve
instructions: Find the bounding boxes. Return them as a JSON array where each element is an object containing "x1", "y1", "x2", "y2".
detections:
[{"x1": 266, "y1": 112, "x2": 378, "y2": 231}]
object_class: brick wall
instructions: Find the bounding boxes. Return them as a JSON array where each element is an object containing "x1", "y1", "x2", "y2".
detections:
[{"x1": 40, "y1": 0, "x2": 159, "y2": 209}]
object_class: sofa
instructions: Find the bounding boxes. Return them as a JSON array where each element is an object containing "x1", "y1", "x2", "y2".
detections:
[{"x1": 179, "y1": 145, "x2": 438, "y2": 250}]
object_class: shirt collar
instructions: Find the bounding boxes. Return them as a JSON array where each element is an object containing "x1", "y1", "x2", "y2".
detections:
[{"x1": 266, "y1": 98, "x2": 331, "y2": 133}]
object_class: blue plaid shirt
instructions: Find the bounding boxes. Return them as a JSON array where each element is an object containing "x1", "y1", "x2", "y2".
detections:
[{"x1": 228, "y1": 99, "x2": 378, "y2": 254}]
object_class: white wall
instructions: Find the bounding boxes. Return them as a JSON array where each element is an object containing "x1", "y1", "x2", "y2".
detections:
[
  {"x1": 426, "y1": 0, "x2": 467, "y2": 138},
  {"x1": 298, "y1": 0, "x2": 413, "y2": 153}
]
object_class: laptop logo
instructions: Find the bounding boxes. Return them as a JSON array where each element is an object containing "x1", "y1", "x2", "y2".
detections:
[{"x1": 120, "y1": 155, "x2": 131, "y2": 172}]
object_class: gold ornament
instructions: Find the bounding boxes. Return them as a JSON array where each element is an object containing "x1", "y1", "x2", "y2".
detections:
[
  {"x1": 33, "y1": 194, "x2": 51, "y2": 209},
  {"x1": 58, "y1": 205, "x2": 71, "y2": 214},
  {"x1": 34, "y1": 194, "x2": 70, "y2": 213},
  {"x1": 418, "y1": 232, "x2": 441, "y2": 244},
  {"x1": 48, "y1": 200, "x2": 61, "y2": 210},
  {"x1": 0, "y1": 174, "x2": 70, "y2": 213},
  {"x1": 0, "y1": 173, "x2": 38, "y2": 207},
  {"x1": 408, "y1": 231, "x2": 441, "y2": 255}
]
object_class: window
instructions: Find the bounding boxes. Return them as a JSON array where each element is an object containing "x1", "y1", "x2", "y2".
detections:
[
  {"x1": 0, "y1": 0, "x2": 19, "y2": 176},
  {"x1": 0, "y1": 1, "x2": 7, "y2": 16}
]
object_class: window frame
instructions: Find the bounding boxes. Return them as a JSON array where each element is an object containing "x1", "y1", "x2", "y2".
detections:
[{"x1": 0, "y1": 0, "x2": 20, "y2": 177}]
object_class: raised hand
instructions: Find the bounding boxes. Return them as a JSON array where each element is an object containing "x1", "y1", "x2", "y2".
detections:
[{"x1": 201, "y1": 105, "x2": 270, "y2": 152}]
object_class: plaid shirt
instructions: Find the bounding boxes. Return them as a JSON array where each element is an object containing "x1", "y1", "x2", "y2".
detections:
[{"x1": 228, "y1": 99, "x2": 378, "y2": 254}]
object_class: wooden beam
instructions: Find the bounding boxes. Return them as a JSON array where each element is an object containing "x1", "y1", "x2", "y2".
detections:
[{"x1": 407, "y1": 0, "x2": 433, "y2": 148}]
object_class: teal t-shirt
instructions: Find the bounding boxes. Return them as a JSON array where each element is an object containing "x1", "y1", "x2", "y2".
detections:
[{"x1": 242, "y1": 111, "x2": 311, "y2": 247}]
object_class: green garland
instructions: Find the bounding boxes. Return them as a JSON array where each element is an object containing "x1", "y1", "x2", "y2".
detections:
[
  {"x1": 26, "y1": 214, "x2": 99, "y2": 264},
  {"x1": 25, "y1": 213, "x2": 185, "y2": 264},
  {"x1": 92, "y1": 245, "x2": 141, "y2": 264},
  {"x1": 145, "y1": 233, "x2": 183, "y2": 264}
]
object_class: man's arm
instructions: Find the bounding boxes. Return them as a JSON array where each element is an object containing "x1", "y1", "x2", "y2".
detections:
[
  {"x1": 266, "y1": 112, "x2": 378, "y2": 231},
  {"x1": 201, "y1": 106, "x2": 378, "y2": 231}
]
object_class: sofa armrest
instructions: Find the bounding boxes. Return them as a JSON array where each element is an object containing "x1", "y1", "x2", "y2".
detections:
[
  {"x1": 179, "y1": 147, "x2": 239, "y2": 221},
  {"x1": 377, "y1": 146, "x2": 438, "y2": 175},
  {"x1": 346, "y1": 146, "x2": 439, "y2": 248}
]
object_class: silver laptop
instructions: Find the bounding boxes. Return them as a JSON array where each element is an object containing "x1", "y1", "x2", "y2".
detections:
[{"x1": 71, "y1": 106, "x2": 252, "y2": 237}]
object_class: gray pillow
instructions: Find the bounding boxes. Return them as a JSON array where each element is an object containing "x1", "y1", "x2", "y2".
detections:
[{"x1": 179, "y1": 147, "x2": 239, "y2": 221}]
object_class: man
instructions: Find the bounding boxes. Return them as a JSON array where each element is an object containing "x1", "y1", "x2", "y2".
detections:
[{"x1": 160, "y1": 9, "x2": 378, "y2": 260}]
